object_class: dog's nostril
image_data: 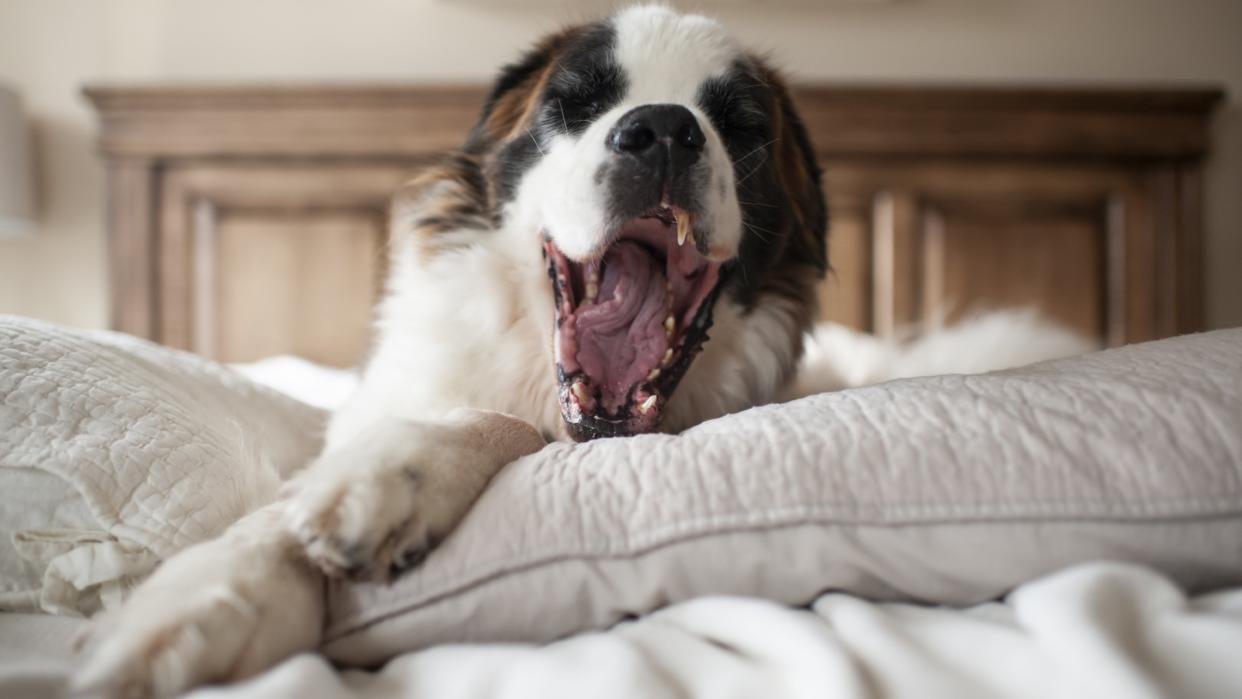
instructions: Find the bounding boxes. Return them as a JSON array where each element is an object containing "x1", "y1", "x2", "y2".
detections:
[
  {"x1": 677, "y1": 121, "x2": 706, "y2": 151},
  {"x1": 612, "y1": 122, "x2": 656, "y2": 153}
]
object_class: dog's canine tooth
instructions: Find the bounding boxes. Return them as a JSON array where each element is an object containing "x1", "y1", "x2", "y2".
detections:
[
  {"x1": 571, "y1": 380, "x2": 590, "y2": 405},
  {"x1": 675, "y1": 210, "x2": 690, "y2": 246},
  {"x1": 646, "y1": 368, "x2": 661, "y2": 381},
  {"x1": 638, "y1": 394, "x2": 658, "y2": 414}
]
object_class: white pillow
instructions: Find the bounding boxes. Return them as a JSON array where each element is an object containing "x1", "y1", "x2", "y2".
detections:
[
  {"x1": 0, "y1": 316, "x2": 325, "y2": 614},
  {"x1": 321, "y1": 329, "x2": 1242, "y2": 664}
]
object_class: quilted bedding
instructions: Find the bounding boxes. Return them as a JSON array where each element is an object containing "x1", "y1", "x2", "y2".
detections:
[
  {"x1": 2, "y1": 315, "x2": 1242, "y2": 699},
  {"x1": 0, "y1": 316, "x2": 324, "y2": 613}
]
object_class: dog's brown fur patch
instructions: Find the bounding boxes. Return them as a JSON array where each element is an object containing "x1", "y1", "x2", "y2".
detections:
[
  {"x1": 393, "y1": 26, "x2": 586, "y2": 257},
  {"x1": 731, "y1": 58, "x2": 829, "y2": 374}
]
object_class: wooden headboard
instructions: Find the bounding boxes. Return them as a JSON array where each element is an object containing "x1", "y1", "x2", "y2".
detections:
[{"x1": 85, "y1": 84, "x2": 1222, "y2": 367}]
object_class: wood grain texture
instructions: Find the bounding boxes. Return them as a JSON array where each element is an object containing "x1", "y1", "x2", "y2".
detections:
[
  {"x1": 212, "y1": 210, "x2": 382, "y2": 366},
  {"x1": 83, "y1": 84, "x2": 1222, "y2": 159},
  {"x1": 923, "y1": 197, "x2": 1106, "y2": 339},
  {"x1": 105, "y1": 158, "x2": 157, "y2": 337},
  {"x1": 155, "y1": 164, "x2": 409, "y2": 364},
  {"x1": 817, "y1": 190, "x2": 871, "y2": 332},
  {"x1": 85, "y1": 84, "x2": 1221, "y2": 363}
]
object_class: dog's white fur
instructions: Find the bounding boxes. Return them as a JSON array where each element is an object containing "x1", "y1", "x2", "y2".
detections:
[
  {"x1": 790, "y1": 310, "x2": 1097, "y2": 397},
  {"x1": 527, "y1": 8, "x2": 743, "y2": 263},
  {"x1": 73, "y1": 7, "x2": 1092, "y2": 697}
]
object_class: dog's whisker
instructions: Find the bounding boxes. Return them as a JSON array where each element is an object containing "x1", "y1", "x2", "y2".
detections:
[
  {"x1": 733, "y1": 138, "x2": 779, "y2": 166},
  {"x1": 743, "y1": 222, "x2": 775, "y2": 243},
  {"x1": 736, "y1": 153, "x2": 771, "y2": 185},
  {"x1": 526, "y1": 129, "x2": 545, "y2": 156}
]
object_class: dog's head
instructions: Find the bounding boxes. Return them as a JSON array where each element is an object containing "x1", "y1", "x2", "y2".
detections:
[{"x1": 466, "y1": 5, "x2": 827, "y2": 441}]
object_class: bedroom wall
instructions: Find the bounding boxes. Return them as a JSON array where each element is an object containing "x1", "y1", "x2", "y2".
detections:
[{"x1": 1, "y1": 0, "x2": 1240, "y2": 330}]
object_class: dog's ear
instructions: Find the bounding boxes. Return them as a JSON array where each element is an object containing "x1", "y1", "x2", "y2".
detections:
[
  {"x1": 729, "y1": 57, "x2": 828, "y2": 315},
  {"x1": 756, "y1": 59, "x2": 828, "y2": 278},
  {"x1": 466, "y1": 28, "x2": 579, "y2": 153}
]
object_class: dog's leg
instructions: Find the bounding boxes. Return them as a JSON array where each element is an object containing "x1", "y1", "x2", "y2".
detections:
[
  {"x1": 72, "y1": 503, "x2": 323, "y2": 698},
  {"x1": 285, "y1": 408, "x2": 546, "y2": 580},
  {"x1": 74, "y1": 408, "x2": 544, "y2": 698}
]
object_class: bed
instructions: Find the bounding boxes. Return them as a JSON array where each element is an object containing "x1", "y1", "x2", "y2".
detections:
[
  {"x1": 2, "y1": 316, "x2": 1241, "y2": 698},
  {"x1": 1, "y1": 83, "x2": 1237, "y2": 698}
]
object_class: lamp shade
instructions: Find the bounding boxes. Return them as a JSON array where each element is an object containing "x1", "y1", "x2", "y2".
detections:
[{"x1": 0, "y1": 85, "x2": 34, "y2": 236}]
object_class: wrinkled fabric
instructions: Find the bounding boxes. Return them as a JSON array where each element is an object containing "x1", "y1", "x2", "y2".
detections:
[
  {"x1": 7, "y1": 563, "x2": 1242, "y2": 699},
  {"x1": 0, "y1": 315, "x2": 324, "y2": 615},
  {"x1": 325, "y1": 328, "x2": 1242, "y2": 662},
  {"x1": 223, "y1": 563, "x2": 1241, "y2": 699},
  {"x1": 2, "y1": 316, "x2": 1241, "y2": 678}
]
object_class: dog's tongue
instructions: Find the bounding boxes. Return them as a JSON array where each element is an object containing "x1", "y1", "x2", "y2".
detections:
[{"x1": 574, "y1": 241, "x2": 669, "y2": 413}]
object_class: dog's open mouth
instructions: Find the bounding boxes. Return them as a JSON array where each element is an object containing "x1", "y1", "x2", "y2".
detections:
[{"x1": 546, "y1": 207, "x2": 723, "y2": 441}]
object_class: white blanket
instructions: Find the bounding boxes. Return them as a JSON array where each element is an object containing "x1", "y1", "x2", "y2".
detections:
[
  {"x1": 3, "y1": 563, "x2": 1240, "y2": 699},
  {"x1": 185, "y1": 563, "x2": 1242, "y2": 699}
]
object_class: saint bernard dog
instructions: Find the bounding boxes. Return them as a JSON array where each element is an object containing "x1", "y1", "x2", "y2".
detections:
[{"x1": 74, "y1": 6, "x2": 1087, "y2": 697}]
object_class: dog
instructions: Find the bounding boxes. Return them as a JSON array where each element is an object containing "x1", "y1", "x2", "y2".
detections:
[{"x1": 73, "y1": 6, "x2": 1086, "y2": 697}]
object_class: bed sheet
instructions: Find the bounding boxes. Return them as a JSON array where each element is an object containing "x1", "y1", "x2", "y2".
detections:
[{"x1": 3, "y1": 562, "x2": 1241, "y2": 699}]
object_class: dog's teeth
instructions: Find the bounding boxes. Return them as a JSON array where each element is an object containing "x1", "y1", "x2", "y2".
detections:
[
  {"x1": 664, "y1": 314, "x2": 675, "y2": 337},
  {"x1": 662, "y1": 348, "x2": 673, "y2": 365},
  {"x1": 571, "y1": 381, "x2": 590, "y2": 405},
  {"x1": 646, "y1": 368, "x2": 661, "y2": 381},
  {"x1": 638, "y1": 394, "x2": 658, "y2": 414},
  {"x1": 585, "y1": 266, "x2": 600, "y2": 303},
  {"x1": 675, "y1": 211, "x2": 690, "y2": 247}
]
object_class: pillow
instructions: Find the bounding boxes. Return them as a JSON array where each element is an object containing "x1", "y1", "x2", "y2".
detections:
[
  {"x1": 321, "y1": 328, "x2": 1242, "y2": 665},
  {"x1": 0, "y1": 316, "x2": 325, "y2": 614}
]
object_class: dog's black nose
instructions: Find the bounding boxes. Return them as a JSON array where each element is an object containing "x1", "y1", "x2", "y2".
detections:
[{"x1": 608, "y1": 104, "x2": 706, "y2": 156}]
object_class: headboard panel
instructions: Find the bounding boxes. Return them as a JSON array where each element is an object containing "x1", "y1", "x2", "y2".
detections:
[{"x1": 86, "y1": 85, "x2": 1221, "y2": 366}]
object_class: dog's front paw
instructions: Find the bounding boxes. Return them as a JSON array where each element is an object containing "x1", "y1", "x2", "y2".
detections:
[
  {"x1": 72, "y1": 507, "x2": 322, "y2": 699},
  {"x1": 285, "y1": 450, "x2": 444, "y2": 581},
  {"x1": 284, "y1": 413, "x2": 540, "y2": 581}
]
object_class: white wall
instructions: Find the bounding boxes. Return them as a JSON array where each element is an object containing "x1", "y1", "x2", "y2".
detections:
[{"x1": 1, "y1": 0, "x2": 1239, "y2": 330}]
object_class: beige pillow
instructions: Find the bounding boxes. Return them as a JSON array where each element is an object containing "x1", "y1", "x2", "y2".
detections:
[{"x1": 322, "y1": 329, "x2": 1242, "y2": 665}]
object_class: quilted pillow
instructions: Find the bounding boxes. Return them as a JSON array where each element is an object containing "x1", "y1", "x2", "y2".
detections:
[
  {"x1": 0, "y1": 316, "x2": 324, "y2": 614},
  {"x1": 321, "y1": 329, "x2": 1242, "y2": 665}
]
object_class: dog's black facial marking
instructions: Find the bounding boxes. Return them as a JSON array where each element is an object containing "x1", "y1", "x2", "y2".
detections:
[
  {"x1": 491, "y1": 136, "x2": 544, "y2": 207},
  {"x1": 541, "y1": 26, "x2": 627, "y2": 137},
  {"x1": 697, "y1": 67, "x2": 771, "y2": 151},
  {"x1": 698, "y1": 59, "x2": 827, "y2": 308},
  {"x1": 485, "y1": 23, "x2": 624, "y2": 208}
]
